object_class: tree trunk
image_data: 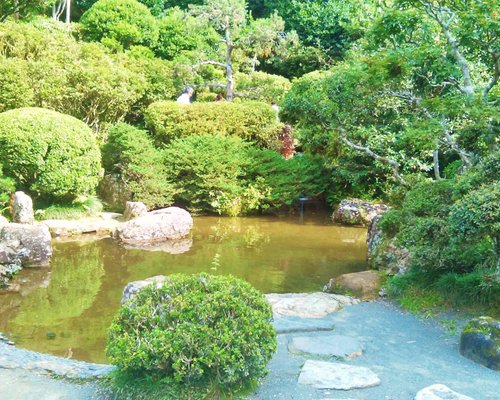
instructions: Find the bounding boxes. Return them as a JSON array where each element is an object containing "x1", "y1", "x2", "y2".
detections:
[
  {"x1": 433, "y1": 145, "x2": 442, "y2": 180},
  {"x1": 66, "y1": 0, "x2": 71, "y2": 24},
  {"x1": 225, "y1": 17, "x2": 234, "y2": 101}
]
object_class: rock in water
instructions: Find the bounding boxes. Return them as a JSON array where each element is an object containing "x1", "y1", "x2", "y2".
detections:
[
  {"x1": 459, "y1": 316, "x2": 500, "y2": 371},
  {"x1": 116, "y1": 207, "x2": 193, "y2": 243},
  {"x1": 0, "y1": 224, "x2": 52, "y2": 265},
  {"x1": 265, "y1": 293, "x2": 359, "y2": 318},
  {"x1": 12, "y1": 191, "x2": 34, "y2": 224},
  {"x1": 298, "y1": 360, "x2": 380, "y2": 389},
  {"x1": 324, "y1": 270, "x2": 381, "y2": 299},
  {"x1": 123, "y1": 201, "x2": 148, "y2": 221},
  {"x1": 414, "y1": 384, "x2": 474, "y2": 400},
  {"x1": 121, "y1": 275, "x2": 168, "y2": 304},
  {"x1": 332, "y1": 198, "x2": 388, "y2": 226}
]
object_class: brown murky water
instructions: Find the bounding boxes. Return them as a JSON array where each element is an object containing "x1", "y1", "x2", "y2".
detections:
[{"x1": 0, "y1": 215, "x2": 367, "y2": 363}]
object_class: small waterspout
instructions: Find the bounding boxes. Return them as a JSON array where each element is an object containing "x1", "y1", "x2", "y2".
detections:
[{"x1": 298, "y1": 195, "x2": 310, "y2": 222}]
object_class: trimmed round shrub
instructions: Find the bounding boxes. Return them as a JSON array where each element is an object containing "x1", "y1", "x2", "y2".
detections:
[
  {"x1": 145, "y1": 100, "x2": 281, "y2": 147},
  {"x1": 106, "y1": 273, "x2": 276, "y2": 392},
  {"x1": 80, "y1": 0, "x2": 159, "y2": 49},
  {"x1": 101, "y1": 123, "x2": 175, "y2": 209},
  {"x1": 0, "y1": 108, "x2": 101, "y2": 200},
  {"x1": 235, "y1": 71, "x2": 292, "y2": 103}
]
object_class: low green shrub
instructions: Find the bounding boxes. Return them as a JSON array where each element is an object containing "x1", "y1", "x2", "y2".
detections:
[
  {"x1": 0, "y1": 108, "x2": 101, "y2": 201},
  {"x1": 106, "y1": 273, "x2": 276, "y2": 395},
  {"x1": 162, "y1": 134, "x2": 262, "y2": 216},
  {"x1": 35, "y1": 196, "x2": 104, "y2": 221},
  {"x1": 145, "y1": 100, "x2": 280, "y2": 147},
  {"x1": 80, "y1": 0, "x2": 159, "y2": 49},
  {"x1": 101, "y1": 123, "x2": 175, "y2": 209}
]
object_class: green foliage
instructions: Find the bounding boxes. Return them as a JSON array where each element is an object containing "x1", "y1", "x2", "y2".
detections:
[
  {"x1": 235, "y1": 71, "x2": 291, "y2": 103},
  {"x1": 0, "y1": 107, "x2": 101, "y2": 201},
  {"x1": 247, "y1": 149, "x2": 330, "y2": 211},
  {"x1": 0, "y1": 20, "x2": 180, "y2": 128},
  {"x1": 80, "y1": 0, "x2": 159, "y2": 49},
  {"x1": 145, "y1": 101, "x2": 280, "y2": 147},
  {"x1": 106, "y1": 273, "x2": 276, "y2": 395},
  {"x1": 102, "y1": 123, "x2": 174, "y2": 209},
  {"x1": 154, "y1": 8, "x2": 218, "y2": 60},
  {"x1": 0, "y1": 0, "x2": 51, "y2": 22},
  {"x1": 0, "y1": 164, "x2": 15, "y2": 212},
  {"x1": 162, "y1": 135, "x2": 260, "y2": 216},
  {"x1": 0, "y1": 57, "x2": 34, "y2": 112}
]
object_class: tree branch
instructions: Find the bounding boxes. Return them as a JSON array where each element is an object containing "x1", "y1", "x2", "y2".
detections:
[
  {"x1": 337, "y1": 127, "x2": 408, "y2": 186},
  {"x1": 420, "y1": 1, "x2": 474, "y2": 96},
  {"x1": 381, "y1": 90, "x2": 474, "y2": 168},
  {"x1": 192, "y1": 60, "x2": 227, "y2": 69}
]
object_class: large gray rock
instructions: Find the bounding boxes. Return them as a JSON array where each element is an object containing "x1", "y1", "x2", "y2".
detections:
[
  {"x1": 332, "y1": 198, "x2": 388, "y2": 226},
  {"x1": 298, "y1": 360, "x2": 380, "y2": 389},
  {"x1": 324, "y1": 270, "x2": 381, "y2": 299},
  {"x1": 414, "y1": 384, "x2": 474, "y2": 400},
  {"x1": 116, "y1": 207, "x2": 193, "y2": 243},
  {"x1": 124, "y1": 201, "x2": 148, "y2": 220},
  {"x1": 288, "y1": 335, "x2": 362, "y2": 360},
  {"x1": 11, "y1": 191, "x2": 34, "y2": 224},
  {"x1": 459, "y1": 316, "x2": 500, "y2": 371},
  {"x1": 367, "y1": 214, "x2": 410, "y2": 275},
  {"x1": 265, "y1": 293, "x2": 359, "y2": 318},
  {"x1": 0, "y1": 224, "x2": 52, "y2": 265},
  {"x1": 121, "y1": 275, "x2": 168, "y2": 304},
  {"x1": 0, "y1": 216, "x2": 8, "y2": 226}
]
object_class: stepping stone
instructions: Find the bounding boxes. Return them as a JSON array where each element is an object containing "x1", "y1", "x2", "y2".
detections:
[
  {"x1": 266, "y1": 293, "x2": 359, "y2": 318},
  {"x1": 415, "y1": 384, "x2": 474, "y2": 400},
  {"x1": 288, "y1": 335, "x2": 362, "y2": 360},
  {"x1": 298, "y1": 360, "x2": 380, "y2": 390},
  {"x1": 273, "y1": 317, "x2": 336, "y2": 334}
]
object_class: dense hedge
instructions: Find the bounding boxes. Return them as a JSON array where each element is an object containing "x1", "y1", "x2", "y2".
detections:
[
  {"x1": 0, "y1": 108, "x2": 101, "y2": 201},
  {"x1": 101, "y1": 123, "x2": 174, "y2": 209},
  {"x1": 107, "y1": 274, "x2": 276, "y2": 392},
  {"x1": 145, "y1": 100, "x2": 281, "y2": 147}
]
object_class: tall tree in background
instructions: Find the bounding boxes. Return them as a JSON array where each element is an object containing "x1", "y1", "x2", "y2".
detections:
[{"x1": 190, "y1": 0, "x2": 295, "y2": 101}]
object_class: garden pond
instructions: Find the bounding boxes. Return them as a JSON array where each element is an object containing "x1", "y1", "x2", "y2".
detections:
[{"x1": 0, "y1": 213, "x2": 366, "y2": 364}]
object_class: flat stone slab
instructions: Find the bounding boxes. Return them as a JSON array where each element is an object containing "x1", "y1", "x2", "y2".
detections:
[
  {"x1": 288, "y1": 335, "x2": 362, "y2": 360},
  {"x1": 273, "y1": 317, "x2": 336, "y2": 334},
  {"x1": 42, "y1": 218, "x2": 119, "y2": 237},
  {"x1": 266, "y1": 293, "x2": 359, "y2": 318},
  {"x1": 415, "y1": 384, "x2": 475, "y2": 400},
  {"x1": 298, "y1": 360, "x2": 380, "y2": 390},
  {"x1": 0, "y1": 341, "x2": 114, "y2": 379}
]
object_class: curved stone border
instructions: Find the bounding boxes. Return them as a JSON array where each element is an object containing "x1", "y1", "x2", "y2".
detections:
[{"x1": 0, "y1": 340, "x2": 114, "y2": 379}]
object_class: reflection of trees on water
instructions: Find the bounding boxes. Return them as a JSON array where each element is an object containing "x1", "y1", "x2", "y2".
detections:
[{"x1": 12, "y1": 241, "x2": 104, "y2": 327}]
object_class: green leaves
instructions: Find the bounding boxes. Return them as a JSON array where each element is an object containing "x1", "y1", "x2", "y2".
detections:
[{"x1": 106, "y1": 274, "x2": 277, "y2": 393}]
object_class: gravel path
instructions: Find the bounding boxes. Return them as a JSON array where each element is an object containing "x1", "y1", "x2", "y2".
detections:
[{"x1": 1, "y1": 300, "x2": 498, "y2": 400}]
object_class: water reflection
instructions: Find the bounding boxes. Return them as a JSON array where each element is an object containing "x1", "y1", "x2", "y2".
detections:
[{"x1": 0, "y1": 214, "x2": 367, "y2": 363}]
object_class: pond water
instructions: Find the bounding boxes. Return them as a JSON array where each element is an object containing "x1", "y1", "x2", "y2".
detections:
[{"x1": 0, "y1": 214, "x2": 367, "y2": 364}]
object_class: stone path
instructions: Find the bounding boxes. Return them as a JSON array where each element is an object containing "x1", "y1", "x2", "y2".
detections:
[{"x1": 1, "y1": 296, "x2": 499, "y2": 400}]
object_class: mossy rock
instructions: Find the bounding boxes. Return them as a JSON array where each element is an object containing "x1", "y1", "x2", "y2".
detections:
[{"x1": 459, "y1": 316, "x2": 500, "y2": 371}]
